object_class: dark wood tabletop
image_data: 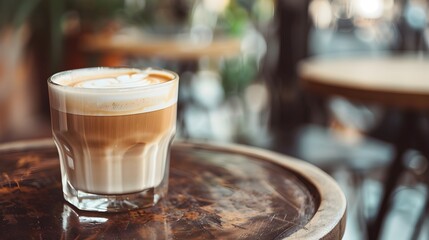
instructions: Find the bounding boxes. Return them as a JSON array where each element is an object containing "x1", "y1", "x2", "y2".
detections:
[{"x1": 0, "y1": 139, "x2": 346, "y2": 240}]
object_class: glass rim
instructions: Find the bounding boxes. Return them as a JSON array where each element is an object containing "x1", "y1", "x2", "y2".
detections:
[{"x1": 47, "y1": 66, "x2": 179, "y2": 92}]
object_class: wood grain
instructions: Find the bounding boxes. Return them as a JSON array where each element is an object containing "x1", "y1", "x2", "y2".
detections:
[{"x1": 0, "y1": 139, "x2": 346, "y2": 239}]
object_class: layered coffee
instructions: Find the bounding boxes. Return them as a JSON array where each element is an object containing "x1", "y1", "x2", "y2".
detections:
[{"x1": 49, "y1": 68, "x2": 178, "y2": 198}]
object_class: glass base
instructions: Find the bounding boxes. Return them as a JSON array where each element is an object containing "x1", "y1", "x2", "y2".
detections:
[{"x1": 63, "y1": 181, "x2": 164, "y2": 212}]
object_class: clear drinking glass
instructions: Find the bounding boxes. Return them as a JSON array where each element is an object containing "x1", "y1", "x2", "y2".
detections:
[{"x1": 48, "y1": 67, "x2": 178, "y2": 212}]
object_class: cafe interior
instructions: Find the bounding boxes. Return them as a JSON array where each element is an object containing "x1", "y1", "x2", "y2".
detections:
[{"x1": 1, "y1": 0, "x2": 429, "y2": 239}]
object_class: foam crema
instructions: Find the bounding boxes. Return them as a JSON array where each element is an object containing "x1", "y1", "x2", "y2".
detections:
[{"x1": 48, "y1": 67, "x2": 178, "y2": 116}]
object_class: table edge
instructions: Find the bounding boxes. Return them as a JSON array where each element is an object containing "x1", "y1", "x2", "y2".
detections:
[
  {"x1": 174, "y1": 140, "x2": 346, "y2": 240},
  {"x1": 301, "y1": 74, "x2": 429, "y2": 110}
]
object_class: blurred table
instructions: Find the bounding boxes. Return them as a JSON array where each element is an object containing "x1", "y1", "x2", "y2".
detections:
[
  {"x1": 299, "y1": 54, "x2": 429, "y2": 240},
  {"x1": 80, "y1": 33, "x2": 242, "y2": 61},
  {"x1": 0, "y1": 139, "x2": 345, "y2": 240},
  {"x1": 300, "y1": 54, "x2": 429, "y2": 109}
]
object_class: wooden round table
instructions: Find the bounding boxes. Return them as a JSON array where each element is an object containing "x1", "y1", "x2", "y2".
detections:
[
  {"x1": 299, "y1": 54, "x2": 429, "y2": 240},
  {"x1": 300, "y1": 54, "x2": 429, "y2": 110},
  {"x1": 80, "y1": 33, "x2": 242, "y2": 61},
  {"x1": 0, "y1": 139, "x2": 345, "y2": 240}
]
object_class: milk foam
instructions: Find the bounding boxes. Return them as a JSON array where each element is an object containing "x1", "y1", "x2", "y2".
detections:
[
  {"x1": 70, "y1": 72, "x2": 164, "y2": 88},
  {"x1": 48, "y1": 68, "x2": 178, "y2": 116}
]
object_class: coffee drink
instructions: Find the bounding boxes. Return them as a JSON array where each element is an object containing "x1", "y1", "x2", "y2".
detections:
[{"x1": 48, "y1": 67, "x2": 178, "y2": 212}]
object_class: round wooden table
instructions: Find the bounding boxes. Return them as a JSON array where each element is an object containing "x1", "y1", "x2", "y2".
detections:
[
  {"x1": 80, "y1": 33, "x2": 242, "y2": 61},
  {"x1": 299, "y1": 54, "x2": 429, "y2": 110},
  {"x1": 299, "y1": 54, "x2": 429, "y2": 240},
  {"x1": 0, "y1": 139, "x2": 345, "y2": 240}
]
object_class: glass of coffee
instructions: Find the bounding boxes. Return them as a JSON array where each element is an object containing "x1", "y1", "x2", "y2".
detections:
[{"x1": 48, "y1": 67, "x2": 178, "y2": 212}]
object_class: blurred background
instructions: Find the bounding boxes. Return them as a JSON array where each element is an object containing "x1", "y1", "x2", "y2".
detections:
[{"x1": 1, "y1": 0, "x2": 429, "y2": 239}]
